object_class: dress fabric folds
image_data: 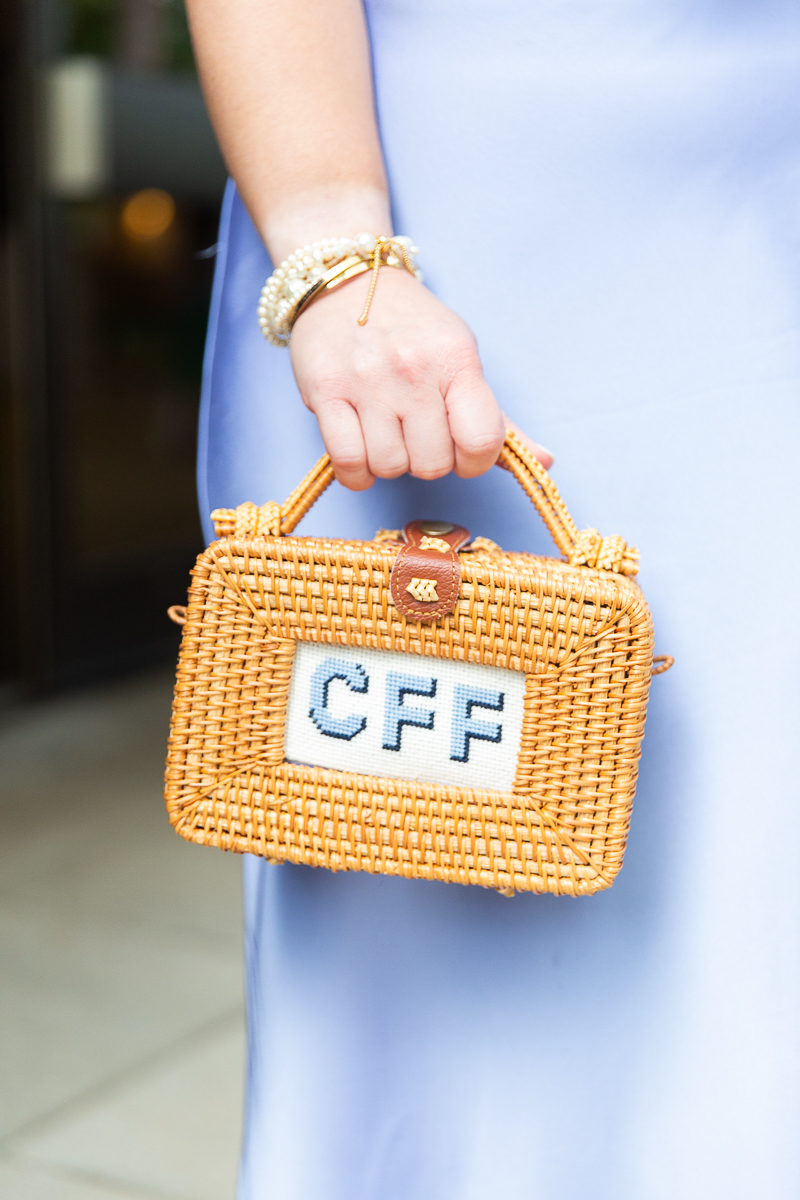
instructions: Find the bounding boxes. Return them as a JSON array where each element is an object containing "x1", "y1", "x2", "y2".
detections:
[{"x1": 197, "y1": 2, "x2": 800, "y2": 1196}]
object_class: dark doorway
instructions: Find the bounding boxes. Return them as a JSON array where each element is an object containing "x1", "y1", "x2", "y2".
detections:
[{"x1": 1, "y1": 0, "x2": 226, "y2": 692}]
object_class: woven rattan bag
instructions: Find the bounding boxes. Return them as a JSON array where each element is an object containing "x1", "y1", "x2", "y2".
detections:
[{"x1": 164, "y1": 430, "x2": 670, "y2": 897}]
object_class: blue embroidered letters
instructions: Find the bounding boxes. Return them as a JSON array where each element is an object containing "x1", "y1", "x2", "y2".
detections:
[
  {"x1": 286, "y1": 644, "x2": 523, "y2": 791},
  {"x1": 382, "y1": 672, "x2": 437, "y2": 751},
  {"x1": 309, "y1": 658, "x2": 369, "y2": 741},
  {"x1": 449, "y1": 684, "x2": 504, "y2": 762}
]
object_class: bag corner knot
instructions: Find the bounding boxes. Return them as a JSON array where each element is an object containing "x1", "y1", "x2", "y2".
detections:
[
  {"x1": 569, "y1": 528, "x2": 639, "y2": 576},
  {"x1": 211, "y1": 500, "x2": 282, "y2": 539}
]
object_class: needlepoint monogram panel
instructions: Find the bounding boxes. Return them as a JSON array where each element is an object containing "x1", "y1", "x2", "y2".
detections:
[{"x1": 284, "y1": 642, "x2": 527, "y2": 793}]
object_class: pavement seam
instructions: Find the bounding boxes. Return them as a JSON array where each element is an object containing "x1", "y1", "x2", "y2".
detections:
[
  {"x1": 0, "y1": 1148, "x2": 199, "y2": 1200},
  {"x1": 1, "y1": 1005, "x2": 244, "y2": 1147}
]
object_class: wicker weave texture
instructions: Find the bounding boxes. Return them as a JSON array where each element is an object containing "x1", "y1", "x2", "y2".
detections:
[{"x1": 165, "y1": 530, "x2": 653, "y2": 896}]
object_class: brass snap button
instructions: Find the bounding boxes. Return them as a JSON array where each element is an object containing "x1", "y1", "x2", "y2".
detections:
[{"x1": 417, "y1": 520, "x2": 454, "y2": 536}]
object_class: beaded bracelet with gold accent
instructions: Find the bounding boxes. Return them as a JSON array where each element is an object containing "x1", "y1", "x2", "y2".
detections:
[{"x1": 257, "y1": 233, "x2": 421, "y2": 347}]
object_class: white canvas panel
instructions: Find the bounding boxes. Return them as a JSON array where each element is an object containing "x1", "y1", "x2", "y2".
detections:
[{"x1": 284, "y1": 642, "x2": 526, "y2": 793}]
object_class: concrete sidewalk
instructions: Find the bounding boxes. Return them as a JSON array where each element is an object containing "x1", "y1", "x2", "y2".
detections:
[{"x1": 0, "y1": 668, "x2": 245, "y2": 1200}]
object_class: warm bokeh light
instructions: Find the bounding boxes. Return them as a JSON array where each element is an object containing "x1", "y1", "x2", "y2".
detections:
[{"x1": 121, "y1": 188, "x2": 176, "y2": 240}]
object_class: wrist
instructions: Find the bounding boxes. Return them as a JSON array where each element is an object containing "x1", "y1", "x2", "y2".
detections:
[
  {"x1": 261, "y1": 184, "x2": 393, "y2": 264},
  {"x1": 258, "y1": 232, "x2": 421, "y2": 348}
]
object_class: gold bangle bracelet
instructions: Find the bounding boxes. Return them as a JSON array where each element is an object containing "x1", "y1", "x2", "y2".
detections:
[
  {"x1": 290, "y1": 256, "x2": 372, "y2": 329},
  {"x1": 257, "y1": 234, "x2": 421, "y2": 347}
]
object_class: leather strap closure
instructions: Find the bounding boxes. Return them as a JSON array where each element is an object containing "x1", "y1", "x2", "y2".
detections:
[{"x1": 390, "y1": 520, "x2": 471, "y2": 621}]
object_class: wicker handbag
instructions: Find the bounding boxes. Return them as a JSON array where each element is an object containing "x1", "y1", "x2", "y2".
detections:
[{"x1": 164, "y1": 430, "x2": 669, "y2": 897}]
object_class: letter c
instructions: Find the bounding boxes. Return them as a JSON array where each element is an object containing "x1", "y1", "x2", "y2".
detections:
[{"x1": 309, "y1": 658, "x2": 368, "y2": 741}]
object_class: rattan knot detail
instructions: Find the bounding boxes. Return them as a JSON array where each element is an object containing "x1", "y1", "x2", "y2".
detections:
[
  {"x1": 568, "y1": 528, "x2": 639, "y2": 576},
  {"x1": 222, "y1": 500, "x2": 283, "y2": 538}
]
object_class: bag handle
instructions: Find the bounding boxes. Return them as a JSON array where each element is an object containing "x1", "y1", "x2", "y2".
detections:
[{"x1": 210, "y1": 428, "x2": 639, "y2": 575}]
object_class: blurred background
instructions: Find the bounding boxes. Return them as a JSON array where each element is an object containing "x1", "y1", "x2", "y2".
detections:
[
  {"x1": 1, "y1": 2, "x2": 244, "y2": 1196},
  {"x1": 2, "y1": 0, "x2": 227, "y2": 694}
]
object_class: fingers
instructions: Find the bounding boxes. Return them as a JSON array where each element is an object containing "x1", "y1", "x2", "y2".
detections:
[
  {"x1": 356, "y1": 402, "x2": 409, "y2": 478},
  {"x1": 309, "y1": 388, "x2": 554, "y2": 494},
  {"x1": 354, "y1": 390, "x2": 454, "y2": 479},
  {"x1": 290, "y1": 269, "x2": 554, "y2": 490},
  {"x1": 444, "y1": 371, "x2": 506, "y2": 478},
  {"x1": 312, "y1": 399, "x2": 375, "y2": 491},
  {"x1": 311, "y1": 390, "x2": 554, "y2": 491},
  {"x1": 314, "y1": 393, "x2": 454, "y2": 483},
  {"x1": 400, "y1": 389, "x2": 454, "y2": 479}
]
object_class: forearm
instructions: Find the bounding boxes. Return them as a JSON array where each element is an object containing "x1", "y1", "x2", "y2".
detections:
[
  {"x1": 185, "y1": 0, "x2": 545, "y2": 488},
  {"x1": 185, "y1": 0, "x2": 391, "y2": 260}
]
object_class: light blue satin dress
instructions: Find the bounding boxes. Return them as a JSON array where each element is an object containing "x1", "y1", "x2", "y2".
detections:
[{"x1": 197, "y1": 3, "x2": 800, "y2": 1196}]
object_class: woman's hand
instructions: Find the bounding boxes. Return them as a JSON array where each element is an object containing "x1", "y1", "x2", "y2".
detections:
[
  {"x1": 186, "y1": 0, "x2": 551, "y2": 489},
  {"x1": 290, "y1": 266, "x2": 552, "y2": 491}
]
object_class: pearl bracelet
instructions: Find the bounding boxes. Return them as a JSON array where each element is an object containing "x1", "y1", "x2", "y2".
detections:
[{"x1": 257, "y1": 233, "x2": 421, "y2": 347}]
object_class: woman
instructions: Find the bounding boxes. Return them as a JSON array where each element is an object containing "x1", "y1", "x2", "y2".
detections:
[{"x1": 187, "y1": 1, "x2": 800, "y2": 1196}]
